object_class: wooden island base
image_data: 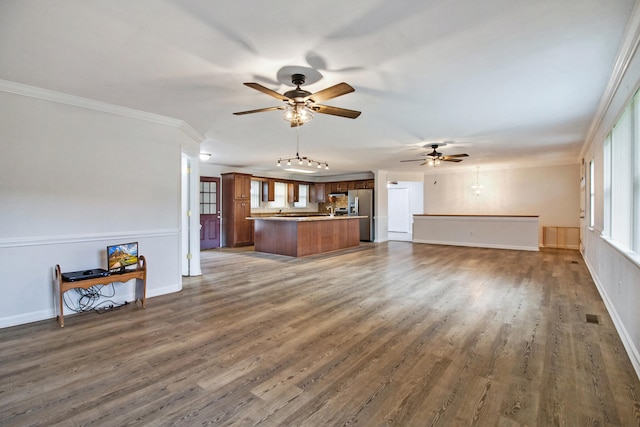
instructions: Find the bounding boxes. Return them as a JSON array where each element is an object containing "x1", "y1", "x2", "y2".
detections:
[{"x1": 252, "y1": 216, "x2": 363, "y2": 257}]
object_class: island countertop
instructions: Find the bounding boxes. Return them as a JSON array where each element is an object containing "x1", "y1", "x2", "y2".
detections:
[
  {"x1": 251, "y1": 215, "x2": 365, "y2": 256},
  {"x1": 248, "y1": 215, "x2": 368, "y2": 221}
]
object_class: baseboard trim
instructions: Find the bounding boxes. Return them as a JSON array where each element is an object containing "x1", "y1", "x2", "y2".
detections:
[
  {"x1": 0, "y1": 284, "x2": 182, "y2": 329},
  {"x1": 413, "y1": 238, "x2": 539, "y2": 252},
  {"x1": 582, "y1": 255, "x2": 640, "y2": 380}
]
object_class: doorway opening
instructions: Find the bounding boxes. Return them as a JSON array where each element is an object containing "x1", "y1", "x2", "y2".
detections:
[{"x1": 387, "y1": 181, "x2": 424, "y2": 242}]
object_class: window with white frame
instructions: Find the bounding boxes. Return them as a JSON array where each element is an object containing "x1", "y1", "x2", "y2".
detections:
[
  {"x1": 603, "y1": 134, "x2": 612, "y2": 237},
  {"x1": 294, "y1": 184, "x2": 308, "y2": 208},
  {"x1": 611, "y1": 102, "x2": 633, "y2": 249},
  {"x1": 603, "y1": 87, "x2": 640, "y2": 254},
  {"x1": 273, "y1": 182, "x2": 287, "y2": 208},
  {"x1": 589, "y1": 159, "x2": 595, "y2": 228},
  {"x1": 250, "y1": 180, "x2": 261, "y2": 207},
  {"x1": 635, "y1": 100, "x2": 640, "y2": 251}
]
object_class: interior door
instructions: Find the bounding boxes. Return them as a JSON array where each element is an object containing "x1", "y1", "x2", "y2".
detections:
[{"x1": 200, "y1": 177, "x2": 220, "y2": 249}]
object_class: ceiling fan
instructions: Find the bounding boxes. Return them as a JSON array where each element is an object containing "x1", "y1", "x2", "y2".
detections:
[
  {"x1": 233, "y1": 73, "x2": 361, "y2": 126},
  {"x1": 401, "y1": 144, "x2": 469, "y2": 166}
]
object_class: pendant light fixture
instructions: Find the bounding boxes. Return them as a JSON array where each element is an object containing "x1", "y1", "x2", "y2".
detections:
[
  {"x1": 471, "y1": 166, "x2": 484, "y2": 196},
  {"x1": 277, "y1": 122, "x2": 329, "y2": 172}
]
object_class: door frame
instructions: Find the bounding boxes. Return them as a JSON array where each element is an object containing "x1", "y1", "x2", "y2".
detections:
[
  {"x1": 200, "y1": 176, "x2": 221, "y2": 249},
  {"x1": 181, "y1": 154, "x2": 201, "y2": 276}
]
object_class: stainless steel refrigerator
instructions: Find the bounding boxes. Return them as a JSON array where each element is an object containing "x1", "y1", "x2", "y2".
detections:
[{"x1": 348, "y1": 189, "x2": 374, "y2": 241}]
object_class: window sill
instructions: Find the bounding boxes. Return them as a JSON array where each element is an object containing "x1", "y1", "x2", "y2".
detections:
[{"x1": 600, "y1": 235, "x2": 640, "y2": 270}]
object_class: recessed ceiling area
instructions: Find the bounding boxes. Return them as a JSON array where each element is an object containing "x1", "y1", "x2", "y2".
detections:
[{"x1": 0, "y1": 0, "x2": 635, "y2": 176}]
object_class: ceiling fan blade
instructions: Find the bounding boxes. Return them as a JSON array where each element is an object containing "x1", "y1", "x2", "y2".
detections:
[
  {"x1": 233, "y1": 106, "x2": 284, "y2": 115},
  {"x1": 313, "y1": 104, "x2": 361, "y2": 119},
  {"x1": 305, "y1": 82, "x2": 354, "y2": 103},
  {"x1": 443, "y1": 158, "x2": 463, "y2": 162},
  {"x1": 400, "y1": 159, "x2": 424, "y2": 162},
  {"x1": 243, "y1": 83, "x2": 291, "y2": 101},
  {"x1": 445, "y1": 153, "x2": 469, "y2": 158}
]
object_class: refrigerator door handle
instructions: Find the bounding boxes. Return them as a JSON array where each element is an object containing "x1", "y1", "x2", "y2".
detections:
[{"x1": 354, "y1": 197, "x2": 359, "y2": 215}]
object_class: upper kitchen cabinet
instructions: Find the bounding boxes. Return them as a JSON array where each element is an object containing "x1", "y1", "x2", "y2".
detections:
[
  {"x1": 309, "y1": 183, "x2": 326, "y2": 203},
  {"x1": 355, "y1": 179, "x2": 375, "y2": 189},
  {"x1": 231, "y1": 173, "x2": 251, "y2": 199},
  {"x1": 287, "y1": 182, "x2": 299, "y2": 203},
  {"x1": 262, "y1": 178, "x2": 275, "y2": 202},
  {"x1": 333, "y1": 182, "x2": 349, "y2": 193}
]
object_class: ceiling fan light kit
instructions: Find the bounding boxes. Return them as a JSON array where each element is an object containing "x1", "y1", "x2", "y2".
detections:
[
  {"x1": 400, "y1": 144, "x2": 469, "y2": 167},
  {"x1": 233, "y1": 73, "x2": 361, "y2": 126},
  {"x1": 283, "y1": 104, "x2": 313, "y2": 124}
]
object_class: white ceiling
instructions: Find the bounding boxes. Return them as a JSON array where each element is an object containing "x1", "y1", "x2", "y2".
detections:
[{"x1": 1, "y1": 0, "x2": 636, "y2": 177}]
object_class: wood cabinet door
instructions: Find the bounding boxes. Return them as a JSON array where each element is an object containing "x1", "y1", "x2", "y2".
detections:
[
  {"x1": 288, "y1": 183, "x2": 299, "y2": 203},
  {"x1": 234, "y1": 174, "x2": 251, "y2": 199},
  {"x1": 234, "y1": 200, "x2": 253, "y2": 245},
  {"x1": 310, "y1": 183, "x2": 325, "y2": 202},
  {"x1": 262, "y1": 178, "x2": 275, "y2": 202}
]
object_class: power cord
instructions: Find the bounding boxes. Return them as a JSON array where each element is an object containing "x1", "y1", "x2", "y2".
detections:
[{"x1": 62, "y1": 283, "x2": 128, "y2": 314}]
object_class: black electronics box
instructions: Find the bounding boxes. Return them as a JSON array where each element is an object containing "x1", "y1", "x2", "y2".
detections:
[{"x1": 61, "y1": 268, "x2": 110, "y2": 282}]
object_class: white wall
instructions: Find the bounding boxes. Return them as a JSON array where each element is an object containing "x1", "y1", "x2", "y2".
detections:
[
  {"x1": 423, "y1": 164, "x2": 580, "y2": 247},
  {"x1": 0, "y1": 85, "x2": 199, "y2": 328},
  {"x1": 580, "y1": 4, "x2": 640, "y2": 378}
]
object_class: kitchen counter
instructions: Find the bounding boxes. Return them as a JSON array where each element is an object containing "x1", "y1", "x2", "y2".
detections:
[{"x1": 249, "y1": 215, "x2": 366, "y2": 257}]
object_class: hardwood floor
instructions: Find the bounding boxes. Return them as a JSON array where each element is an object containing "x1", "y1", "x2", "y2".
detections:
[{"x1": 1, "y1": 242, "x2": 639, "y2": 426}]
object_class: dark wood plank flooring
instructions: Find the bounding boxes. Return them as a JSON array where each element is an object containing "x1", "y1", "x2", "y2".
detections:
[{"x1": 1, "y1": 242, "x2": 639, "y2": 426}]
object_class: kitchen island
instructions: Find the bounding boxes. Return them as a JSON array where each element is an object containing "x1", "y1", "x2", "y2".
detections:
[{"x1": 250, "y1": 215, "x2": 366, "y2": 257}]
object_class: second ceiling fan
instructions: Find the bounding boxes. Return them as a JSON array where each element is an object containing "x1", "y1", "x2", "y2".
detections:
[
  {"x1": 401, "y1": 144, "x2": 469, "y2": 166},
  {"x1": 233, "y1": 73, "x2": 361, "y2": 126}
]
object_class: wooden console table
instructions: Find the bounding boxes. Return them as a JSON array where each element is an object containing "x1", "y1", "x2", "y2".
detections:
[{"x1": 55, "y1": 255, "x2": 147, "y2": 327}]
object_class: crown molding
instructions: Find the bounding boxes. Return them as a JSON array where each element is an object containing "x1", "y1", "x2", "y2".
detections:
[
  {"x1": 0, "y1": 79, "x2": 203, "y2": 143},
  {"x1": 581, "y1": 1, "x2": 640, "y2": 159},
  {"x1": 179, "y1": 121, "x2": 204, "y2": 142}
]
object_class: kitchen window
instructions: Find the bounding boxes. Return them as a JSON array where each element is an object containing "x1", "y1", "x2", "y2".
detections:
[
  {"x1": 250, "y1": 180, "x2": 261, "y2": 207},
  {"x1": 294, "y1": 184, "x2": 308, "y2": 208},
  {"x1": 272, "y1": 182, "x2": 287, "y2": 208}
]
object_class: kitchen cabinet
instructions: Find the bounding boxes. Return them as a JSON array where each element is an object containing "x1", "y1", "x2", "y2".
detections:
[
  {"x1": 354, "y1": 179, "x2": 375, "y2": 189},
  {"x1": 288, "y1": 182, "x2": 299, "y2": 203},
  {"x1": 222, "y1": 172, "x2": 253, "y2": 247},
  {"x1": 309, "y1": 183, "x2": 326, "y2": 202},
  {"x1": 325, "y1": 182, "x2": 336, "y2": 194},
  {"x1": 334, "y1": 182, "x2": 349, "y2": 192},
  {"x1": 232, "y1": 173, "x2": 251, "y2": 199},
  {"x1": 262, "y1": 178, "x2": 275, "y2": 202}
]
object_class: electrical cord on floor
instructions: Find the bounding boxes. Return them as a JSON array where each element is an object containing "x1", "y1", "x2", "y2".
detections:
[{"x1": 62, "y1": 283, "x2": 127, "y2": 314}]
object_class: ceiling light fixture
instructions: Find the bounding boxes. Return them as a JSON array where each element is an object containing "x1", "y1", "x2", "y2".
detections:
[
  {"x1": 277, "y1": 123, "x2": 329, "y2": 172},
  {"x1": 199, "y1": 153, "x2": 211, "y2": 161},
  {"x1": 283, "y1": 104, "x2": 314, "y2": 124},
  {"x1": 471, "y1": 166, "x2": 484, "y2": 196}
]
